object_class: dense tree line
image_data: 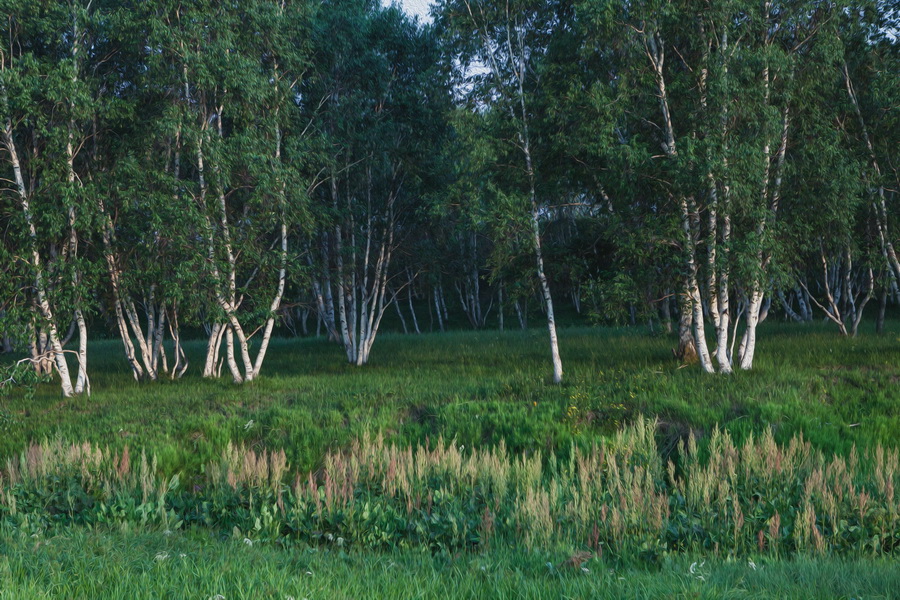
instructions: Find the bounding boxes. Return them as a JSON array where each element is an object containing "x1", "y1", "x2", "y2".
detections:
[{"x1": 1, "y1": 0, "x2": 898, "y2": 395}]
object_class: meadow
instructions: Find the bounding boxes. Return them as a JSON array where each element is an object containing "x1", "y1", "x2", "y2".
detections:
[
  {"x1": 2, "y1": 530, "x2": 899, "y2": 599},
  {"x1": 1, "y1": 322, "x2": 899, "y2": 597}
]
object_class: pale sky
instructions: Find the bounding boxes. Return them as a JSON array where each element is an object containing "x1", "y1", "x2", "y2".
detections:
[{"x1": 397, "y1": 0, "x2": 435, "y2": 22}]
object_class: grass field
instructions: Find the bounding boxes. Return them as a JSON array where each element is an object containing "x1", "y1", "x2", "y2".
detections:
[
  {"x1": 3, "y1": 322, "x2": 900, "y2": 474},
  {"x1": 2, "y1": 528, "x2": 899, "y2": 599},
  {"x1": 1, "y1": 322, "x2": 900, "y2": 598}
]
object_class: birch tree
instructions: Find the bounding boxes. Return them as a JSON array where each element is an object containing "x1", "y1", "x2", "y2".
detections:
[
  {"x1": 310, "y1": 1, "x2": 448, "y2": 364},
  {"x1": 574, "y1": 0, "x2": 841, "y2": 371},
  {"x1": 157, "y1": 0, "x2": 314, "y2": 383},
  {"x1": 437, "y1": 0, "x2": 565, "y2": 382},
  {"x1": 0, "y1": 0, "x2": 102, "y2": 395}
]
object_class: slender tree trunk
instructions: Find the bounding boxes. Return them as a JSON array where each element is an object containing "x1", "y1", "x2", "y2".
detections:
[
  {"x1": 796, "y1": 285, "x2": 813, "y2": 321},
  {"x1": 73, "y1": 309, "x2": 88, "y2": 394},
  {"x1": 659, "y1": 290, "x2": 672, "y2": 334},
  {"x1": 740, "y1": 102, "x2": 789, "y2": 370},
  {"x1": 471, "y1": 8, "x2": 562, "y2": 381},
  {"x1": 310, "y1": 247, "x2": 339, "y2": 342},
  {"x1": 168, "y1": 306, "x2": 188, "y2": 379},
  {"x1": 249, "y1": 121, "x2": 289, "y2": 380},
  {"x1": 515, "y1": 299, "x2": 528, "y2": 330},
  {"x1": 2, "y1": 94, "x2": 75, "y2": 396},
  {"x1": 876, "y1": 287, "x2": 887, "y2": 334},
  {"x1": 407, "y1": 270, "x2": 421, "y2": 334},
  {"x1": 66, "y1": 10, "x2": 88, "y2": 396},
  {"x1": 681, "y1": 197, "x2": 714, "y2": 373},
  {"x1": 204, "y1": 322, "x2": 225, "y2": 378},
  {"x1": 647, "y1": 31, "x2": 711, "y2": 371},
  {"x1": 393, "y1": 289, "x2": 408, "y2": 334},
  {"x1": 738, "y1": 291, "x2": 764, "y2": 369},
  {"x1": 778, "y1": 289, "x2": 804, "y2": 322},
  {"x1": 433, "y1": 286, "x2": 445, "y2": 332},
  {"x1": 849, "y1": 269, "x2": 874, "y2": 337},
  {"x1": 518, "y1": 97, "x2": 562, "y2": 381},
  {"x1": 843, "y1": 62, "x2": 900, "y2": 288},
  {"x1": 713, "y1": 205, "x2": 732, "y2": 373},
  {"x1": 803, "y1": 249, "x2": 849, "y2": 335},
  {"x1": 99, "y1": 204, "x2": 144, "y2": 381},
  {"x1": 122, "y1": 295, "x2": 159, "y2": 380},
  {"x1": 676, "y1": 291, "x2": 697, "y2": 364},
  {"x1": 530, "y1": 199, "x2": 563, "y2": 383},
  {"x1": 710, "y1": 27, "x2": 733, "y2": 373},
  {"x1": 439, "y1": 284, "x2": 449, "y2": 323},
  {"x1": 251, "y1": 217, "x2": 287, "y2": 379},
  {"x1": 224, "y1": 325, "x2": 242, "y2": 383}
]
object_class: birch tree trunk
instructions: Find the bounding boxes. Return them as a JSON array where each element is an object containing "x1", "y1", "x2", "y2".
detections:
[
  {"x1": 739, "y1": 101, "x2": 790, "y2": 370},
  {"x1": 65, "y1": 9, "x2": 88, "y2": 395},
  {"x1": 462, "y1": 2, "x2": 563, "y2": 382},
  {"x1": 407, "y1": 269, "x2": 421, "y2": 334},
  {"x1": 842, "y1": 62, "x2": 900, "y2": 289},
  {"x1": 680, "y1": 197, "x2": 714, "y2": 373},
  {"x1": 707, "y1": 27, "x2": 733, "y2": 373},
  {"x1": 185, "y1": 63, "x2": 288, "y2": 383},
  {"x1": 646, "y1": 29, "x2": 712, "y2": 371},
  {"x1": 1, "y1": 88, "x2": 76, "y2": 396},
  {"x1": 515, "y1": 29, "x2": 562, "y2": 382},
  {"x1": 876, "y1": 287, "x2": 887, "y2": 334},
  {"x1": 433, "y1": 286, "x2": 445, "y2": 332},
  {"x1": 204, "y1": 322, "x2": 225, "y2": 378},
  {"x1": 99, "y1": 201, "x2": 145, "y2": 381}
]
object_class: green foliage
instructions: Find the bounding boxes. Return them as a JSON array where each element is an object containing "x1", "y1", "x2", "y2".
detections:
[{"x1": 0, "y1": 361, "x2": 50, "y2": 402}]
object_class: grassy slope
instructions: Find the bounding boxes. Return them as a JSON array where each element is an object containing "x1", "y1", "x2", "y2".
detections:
[
  {"x1": 1, "y1": 528, "x2": 899, "y2": 599},
  {"x1": 2, "y1": 322, "x2": 900, "y2": 475}
]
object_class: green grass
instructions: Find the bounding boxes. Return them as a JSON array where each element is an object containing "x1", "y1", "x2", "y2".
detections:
[
  {"x1": 1, "y1": 528, "x2": 899, "y2": 599},
  {"x1": 2, "y1": 322, "x2": 900, "y2": 597},
  {"x1": 0, "y1": 322, "x2": 900, "y2": 473},
  {"x1": 2, "y1": 322, "x2": 899, "y2": 475}
]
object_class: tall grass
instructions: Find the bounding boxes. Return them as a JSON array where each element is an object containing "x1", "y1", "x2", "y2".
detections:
[{"x1": 3, "y1": 418, "x2": 897, "y2": 560}]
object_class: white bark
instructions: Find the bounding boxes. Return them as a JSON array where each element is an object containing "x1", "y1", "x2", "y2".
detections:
[
  {"x1": 738, "y1": 290, "x2": 763, "y2": 369},
  {"x1": 463, "y1": 0, "x2": 563, "y2": 382},
  {"x1": 309, "y1": 242, "x2": 339, "y2": 342},
  {"x1": 65, "y1": 6, "x2": 89, "y2": 396},
  {"x1": 515, "y1": 298, "x2": 528, "y2": 330},
  {"x1": 203, "y1": 322, "x2": 226, "y2": 378},
  {"x1": 1, "y1": 86, "x2": 75, "y2": 396},
  {"x1": 433, "y1": 286, "x2": 445, "y2": 332},
  {"x1": 100, "y1": 207, "x2": 144, "y2": 381},
  {"x1": 393, "y1": 289, "x2": 409, "y2": 334},
  {"x1": 740, "y1": 100, "x2": 790, "y2": 370},
  {"x1": 646, "y1": 28, "x2": 712, "y2": 372},
  {"x1": 407, "y1": 269, "x2": 421, "y2": 334},
  {"x1": 777, "y1": 289, "x2": 804, "y2": 322},
  {"x1": 167, "y1": 306, "x2": 189, "y2": 379},
  {"x1": 708, "y1": 27, "x2": 733, "y2": 373},
  {"x1": 802, "y1": 247, "x2": 875, "y2": 337},
  {"x1": 842, "y1": 62, "x2": 900, "y2": 289},
  {"x1": 185, "y1": 66, "x2": 287, "y2": 383},
  {"x1": 680, "y1": 197, "x2": 715, "y2": 373}
]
